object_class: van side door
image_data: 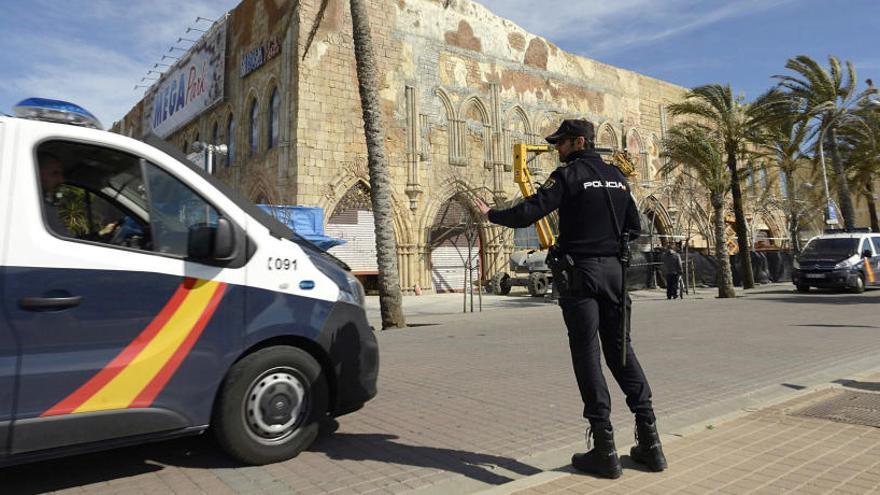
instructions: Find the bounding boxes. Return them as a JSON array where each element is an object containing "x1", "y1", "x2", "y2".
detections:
[{"x1": 3, "y1": 134, "x2": 245, "y2": 456}]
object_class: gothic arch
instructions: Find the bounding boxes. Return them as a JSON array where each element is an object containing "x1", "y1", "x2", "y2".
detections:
[
  {"x1": 596, "y1": 121, "x2": 619, "y2": 149},
  {"x1": 638, "y1": 195, "x2": 673, "y2": 242},
  {"x1": 419, "y1": 177, "x2": 485, "y2": 237},
  {"x1": 626, "y1": 128, "x2": 646, "y2": 178},
  {"x1": 460, "y1": 96, "x2": 492, "y2": 168},
  {"x1": 460, "y1": 96, "x2": 490, "y2": 125},
  {"x1": 243, "y1": 88, "x2": 261, "y2": 156},
  {"x1": 320, "y1": 175, "x2": 411, "y2": 244},
  {"x1": 680, "y1": 202, "x2": 712, "y2": 248},
  {"x1": 649, "y1": 133, "x2": 663, "y2": 179},
  {"x1": 434, "y1": 87, "x2": 457, "y2": 121},
  {"x1": 505, "y1": 105, "x2": 532, "y2": 135},
  {"x1": 244, "y1": 167, "x2": 276, "y2": 204}
]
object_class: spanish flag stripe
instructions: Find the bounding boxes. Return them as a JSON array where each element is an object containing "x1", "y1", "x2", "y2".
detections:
[
  {"x1": 72, "y1": 279, "x2": 223, "y2": 414},
  {"x1": 42, "y1": 281, "x2": 191, "y2": 417},
  {"x1": 866, "y1": 262, "x2": 876, "y2": 284},
  {"x1": 129, "y1": 282, "x2": 227, "y2": 408}
]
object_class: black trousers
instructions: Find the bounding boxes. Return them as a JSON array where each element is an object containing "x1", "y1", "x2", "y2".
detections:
[
  {"x1": 559, "y1": 257, "x2": 655, "y2": 427},
  {"x1": 666, "y1": 273, "x2": 680, "y2": 299}
]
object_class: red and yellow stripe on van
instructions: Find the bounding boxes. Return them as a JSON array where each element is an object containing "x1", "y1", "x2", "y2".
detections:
[
  {"x1": 43, "y1": 278, "x2": 227, "y2": 416},
  {"x1": 865, "y1": 261, "x2": 876, "y2": 284}
]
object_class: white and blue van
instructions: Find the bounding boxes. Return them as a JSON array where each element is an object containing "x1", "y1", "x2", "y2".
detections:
[{"x1": 0, "y1": 98, "x2": 378, "y2": 466}]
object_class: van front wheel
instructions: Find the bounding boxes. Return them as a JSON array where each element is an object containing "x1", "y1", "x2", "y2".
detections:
[{"x1": 213, "y1": 346, "x2": 328, "y2": 465}]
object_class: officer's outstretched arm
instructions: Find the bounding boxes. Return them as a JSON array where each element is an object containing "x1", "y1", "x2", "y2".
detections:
[{"x1": 488, "y1": 171, "x2": 564, "y2": 228}]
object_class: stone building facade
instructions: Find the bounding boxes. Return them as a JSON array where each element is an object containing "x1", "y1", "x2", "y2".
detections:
[{"x1": 115, "y1": 0, "x2": 792, "y2": 293}]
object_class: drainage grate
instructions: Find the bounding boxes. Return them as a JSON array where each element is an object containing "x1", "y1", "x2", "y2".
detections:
[{"x1": 790, "y1": 391, "x2": 880, "y2": 428}]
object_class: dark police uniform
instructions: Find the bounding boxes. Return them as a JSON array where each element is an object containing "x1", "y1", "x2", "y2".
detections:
[
  {"x1": 486, "y1": 119, "x2": 666, "y2": 477},
  {"x1": 487, "y1": 149, "x2": 656, "y2": 429}
]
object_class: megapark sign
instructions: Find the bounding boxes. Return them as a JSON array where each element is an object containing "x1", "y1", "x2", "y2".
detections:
[{"x1": 143, "y1": 21, "x2": 227, "y2": 139}]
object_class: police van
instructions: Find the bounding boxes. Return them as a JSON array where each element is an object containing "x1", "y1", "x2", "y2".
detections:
[
  {"x1": 792, "y1": 229, "x2": 880, "y2": 293},
  {"x1": 0, "y1": 98, "x2": 379, "y2": 466}
]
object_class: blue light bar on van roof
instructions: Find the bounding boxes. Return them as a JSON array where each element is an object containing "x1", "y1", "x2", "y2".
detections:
[{"x1": 13, "y1": 97, "x2": 103, "y2": 130}]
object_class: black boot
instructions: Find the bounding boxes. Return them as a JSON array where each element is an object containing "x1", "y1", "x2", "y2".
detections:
[
  {"x1": 571, "y1": 426, "x2": 622, "y2": 479},
  {"x1": 630, "y1": 421, "x2": 668, "y2": 472}
]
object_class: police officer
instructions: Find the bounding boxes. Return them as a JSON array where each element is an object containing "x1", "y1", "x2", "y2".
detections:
[{"x1": 476, "y1": 119, "x2": 667, "y2": 478}]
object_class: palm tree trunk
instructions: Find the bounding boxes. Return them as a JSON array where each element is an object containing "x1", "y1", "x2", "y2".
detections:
[
  {"x1": 828, "y1": 128, "x2": 856, "y2": 229},
  {"x1": 712, "y1": 191, "x2": 736, "y2": 298},
  {"x1": 350, "y1": 0, "x2": 405, "y2": 329},
  {"x1": 727, "y1": 149, "x2": 755, "y2": 288},
  {"x1": 786, "y1": 171, "x2": 801, "y2": 254},
  {"x1": 866, "y1": 181, "x2": 880, "y2": 233}
]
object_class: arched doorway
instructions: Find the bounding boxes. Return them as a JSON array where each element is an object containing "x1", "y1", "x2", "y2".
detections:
[
  {"x1": 429, "y1": 197, "x2": 481, "y2": 293},
  {"x1": 639, "y1": 204, "x2": 671, "y2": 251},
  {"x1": 326, "y1": 182, "x2": 377, "y2": 288}
]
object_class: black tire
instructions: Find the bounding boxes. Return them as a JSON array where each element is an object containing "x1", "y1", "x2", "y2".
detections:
[
  {"x1": 795, "y1": 284, "x2": 810, "y2": 293},
  {"x1": 852, "y1": 274, "x2": 865, "y2": 294},
  {"x1": 490, "y1": 272, "x2": 512, "y2": 295},
  {"x1": 213, "y1": 346, "x2": 328, "y2": 465},
  {"x1": 527, "y1": 272, "x2": 549, "y2": 297}
]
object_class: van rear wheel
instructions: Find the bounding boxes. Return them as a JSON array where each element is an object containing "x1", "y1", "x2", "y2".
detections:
[{"x1": 213, "y1": 346, "x2": 328, "y2": 465}]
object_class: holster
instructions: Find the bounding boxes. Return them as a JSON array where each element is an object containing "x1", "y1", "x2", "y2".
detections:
[{"x1": 546, "y1": 245, "x2": 582, "y2": 297}]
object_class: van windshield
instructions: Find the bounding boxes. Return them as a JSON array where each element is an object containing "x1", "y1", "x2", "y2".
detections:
[{"x1": 800, "y1": 238, "x2": 858, "y2": 260}]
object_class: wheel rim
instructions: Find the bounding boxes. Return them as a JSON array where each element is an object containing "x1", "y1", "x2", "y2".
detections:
[{"x1": 243, "y1": 367, "x2": 309, "y2": 445}]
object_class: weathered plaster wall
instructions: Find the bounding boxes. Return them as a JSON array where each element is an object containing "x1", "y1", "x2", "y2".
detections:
[{"x1": 114, "y1": 0, "x2": 791, "y2": 292}]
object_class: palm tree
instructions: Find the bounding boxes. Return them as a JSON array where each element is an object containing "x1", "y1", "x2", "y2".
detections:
[
  {"x1": 841, "y1": 104, "x2": 880, "y2": 232},
  {"x1": 750, "y1": 91, "x2": 812, "y2": 253},
  {"x1": 350, "y1": 0, "x2": 405, "y2": 328},
  {"x1": 662, "y1": 124, "x2": 736, "y2": 298},
  {"x1": 773, "y1": 55, "x2": 876, "y2": 229},
  {"x1": 668, "y1": 84, "x2": 758, "y2": 289}
]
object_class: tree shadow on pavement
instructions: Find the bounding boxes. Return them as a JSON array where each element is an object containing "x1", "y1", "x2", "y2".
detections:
[
  {"x1": 833, "y1": 379, "x2": 880, "y2": 392},
  {"x1": 310, "y1": 430, "x2": 542, "y2": 485},
  {"x1": 792, "y1": 324, "x2": 879, "y2": 329},
  {"x1": 747, "y1": 294, "x2": 880, "y2": 305}
]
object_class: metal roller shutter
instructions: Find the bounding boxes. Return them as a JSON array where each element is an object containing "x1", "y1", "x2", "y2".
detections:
[
  {"x1": 326, "y1": 209, "x2": 378, "y2": 274},
  {"x1": 431, "y1": 237, "x2": 480, "y2": 293}
]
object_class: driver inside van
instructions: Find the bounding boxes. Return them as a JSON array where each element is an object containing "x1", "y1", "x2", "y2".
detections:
[
  {"x1": 38, "y1": 151, "x2": 144, "y2": 247},
  {"x1": 37, "y1": 151, "x2": 72, "y2": 236}
]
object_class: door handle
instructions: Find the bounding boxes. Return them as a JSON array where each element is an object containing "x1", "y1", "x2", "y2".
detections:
[{"x1": 18, "y1": 295, "x2": 83, "y2": 311}]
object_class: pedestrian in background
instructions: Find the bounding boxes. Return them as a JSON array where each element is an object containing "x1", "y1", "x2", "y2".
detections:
[
  {"x1": 476, "y1": 119, "x2": 667, "y2": 479},
  {"x1": 662, "y1": 244, "x2": 683, "y2": 300}
]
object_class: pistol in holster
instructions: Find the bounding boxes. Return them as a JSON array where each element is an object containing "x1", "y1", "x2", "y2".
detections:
[{"x1": 546, "y1": 244, "x2": 579, "y2": 296}]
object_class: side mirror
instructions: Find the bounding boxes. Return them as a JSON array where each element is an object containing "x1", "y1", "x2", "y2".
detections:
[
  {"x1": 187, "y1": 217, "x2": 236, "y2": 261},
  {"x1": 863, "y1": 249, "x2": 873, "y2": 259}
]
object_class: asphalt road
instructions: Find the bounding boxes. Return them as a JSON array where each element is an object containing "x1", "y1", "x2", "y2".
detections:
[{"x1": 3, "y1": 284, "x2": 880, "y2": 495}]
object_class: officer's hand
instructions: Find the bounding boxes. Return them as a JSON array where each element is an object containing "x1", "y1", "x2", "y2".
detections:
[{"x1": 474, "y1": 198, "x2": 491, "y2": 217}]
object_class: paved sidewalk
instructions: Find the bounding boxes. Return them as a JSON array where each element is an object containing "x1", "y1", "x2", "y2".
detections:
[
  {"x1": 483, "y1": 373, "x2": 880, "y2": 495},
  {"x1": 364, "y1": 282, "x2": 746, "y2": 329}
]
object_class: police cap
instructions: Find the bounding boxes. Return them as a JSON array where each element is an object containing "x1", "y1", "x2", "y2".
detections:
[{"x1": 545, "y1": 119, "x2": 595, "y2": 145}]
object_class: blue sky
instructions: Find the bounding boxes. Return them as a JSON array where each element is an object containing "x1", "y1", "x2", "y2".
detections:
[{"x1": 1, "y1": 0, "x2": 878, "y2": 128}]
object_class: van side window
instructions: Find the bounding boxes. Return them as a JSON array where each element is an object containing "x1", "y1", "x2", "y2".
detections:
[
  {"x1": 872, "y1": 237, "x2": 880, "y2": 254},
  {"x1": 861, "y1": 238, "x2": 873, "y2": 256},
  {"x1": 144, "y1": 163, "x2": 219, "y2": 256},
  {"x1": 36, "y1": 141, "x2": 151, "y2": 251}
]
